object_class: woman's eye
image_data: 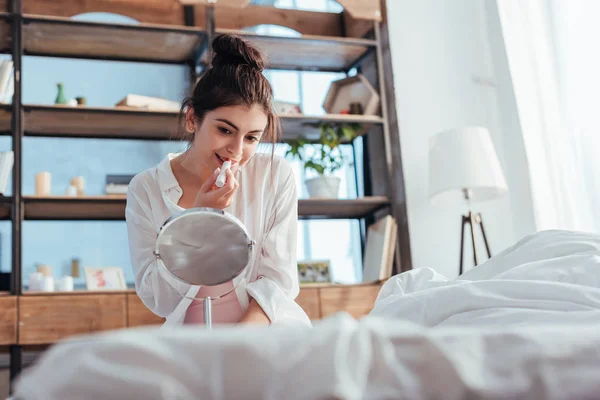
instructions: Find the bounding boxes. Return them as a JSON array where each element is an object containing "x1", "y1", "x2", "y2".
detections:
[
  {"x1": 219, "y1": 127, "x2": 231, "y2": 135},
  {"x1": 246, "y1": 136, "x2": 259, "y2": 142}
]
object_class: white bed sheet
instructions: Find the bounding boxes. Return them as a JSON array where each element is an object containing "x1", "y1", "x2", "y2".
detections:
[{"x1": 12, "y1": 230, "x2": 600, "y2": 400}]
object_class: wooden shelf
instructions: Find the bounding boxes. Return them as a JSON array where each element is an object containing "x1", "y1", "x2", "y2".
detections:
[
  {"x1": 298, "y1": 196, "x2": 390, "y2": 219},
  {"x1": 23, "y1": 104, "x2": 180, "y2": 140},
  {"x1": 24, "y1": 195, "x2": 127, "y2": 221},
  {"x1": 22, "y1": 195, "x2": 389, "y2": 220},
  {"x1": 211, "y1": 29, "x2": 377, "y2": 72},
  {"x1": 281, "y1": 114, "x2": 383, "y2": 141},
  {"x1": 22, "y1": 104, "x2": 383, "y2": 141},
  {"x1": 0, "y1": 195, "x2": 11, "y2": 220},
  {"x1": 0, "y1": 103, "x2": 10, "y2": 134},
  {"x1": 21, "y1": 14, "x2": 206, "y2": 64},
  {"x1": 0, "y1": 13, "x2": 10, "y2": 54}
]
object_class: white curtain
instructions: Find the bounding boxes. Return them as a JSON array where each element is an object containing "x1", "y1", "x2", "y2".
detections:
[
  {"x1": 548, "y1": 0, "x2": 600, "y2": 232},
  {"x1": 496, "y1": 0, "x2": 596, "y2": 232}
]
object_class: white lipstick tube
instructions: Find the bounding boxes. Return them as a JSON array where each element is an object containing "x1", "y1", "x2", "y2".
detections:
[{"x1": 215, "y1": 160, "x2": 231, "y2": 188}]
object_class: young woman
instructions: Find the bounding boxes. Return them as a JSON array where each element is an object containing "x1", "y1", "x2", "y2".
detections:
[{"x1": 125, "y1": 34, "x2": 311, "y2": 328}]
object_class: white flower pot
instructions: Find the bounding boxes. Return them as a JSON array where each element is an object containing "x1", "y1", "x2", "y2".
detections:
[{"x1": 305, "y1": 176, "x2": 341, "y2": 198}]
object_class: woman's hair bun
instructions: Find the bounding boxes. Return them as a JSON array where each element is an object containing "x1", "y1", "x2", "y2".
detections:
[{"x1": 210, "y1": 34, "x2": 266, "y2": 72}]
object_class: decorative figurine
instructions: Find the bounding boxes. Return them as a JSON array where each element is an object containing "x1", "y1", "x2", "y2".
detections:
[{"x1": 55, "y1": 82, "x2": 67, "y2": 105}]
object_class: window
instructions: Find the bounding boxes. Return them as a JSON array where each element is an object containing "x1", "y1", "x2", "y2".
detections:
[{"x1": 252, "y1": 0, "x2": 364, "y2": 283}]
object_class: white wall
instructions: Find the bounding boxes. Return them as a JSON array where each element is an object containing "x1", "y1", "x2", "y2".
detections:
[{"x1": 386, "y1": 0, "x2": 536, "y2": 277}]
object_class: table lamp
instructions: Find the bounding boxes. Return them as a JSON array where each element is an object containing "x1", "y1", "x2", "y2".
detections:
[{"x1": 428, "y1": 126, "x2": 508, "y2": 275}]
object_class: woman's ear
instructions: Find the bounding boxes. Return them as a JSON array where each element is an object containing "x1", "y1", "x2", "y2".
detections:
[{"x1": 185, "y1": 106, "x2": 197, "y2": 133}]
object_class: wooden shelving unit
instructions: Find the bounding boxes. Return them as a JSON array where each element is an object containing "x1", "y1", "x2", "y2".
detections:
[{"x1": 2, "y1": 0, "x2": 412, "y2": 387}]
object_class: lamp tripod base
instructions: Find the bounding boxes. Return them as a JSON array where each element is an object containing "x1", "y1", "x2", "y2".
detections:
[{"x1": 459, "y1": 211, "x2": 491, "y2": 275}]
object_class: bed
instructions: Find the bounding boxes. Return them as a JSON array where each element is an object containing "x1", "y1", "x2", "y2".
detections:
[{"x1": 11, "y1": 230, "x2": 600, "y2": 400}]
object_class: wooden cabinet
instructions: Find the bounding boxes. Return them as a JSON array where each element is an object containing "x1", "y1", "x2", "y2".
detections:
[
  {"x1": 7, "y1": 283, "x2": 381, "y2": 346},
  {"x1": 296, "y1": 283, "x2": 382, "y2": 320},
  {"x1": 319, "y1": 284, "x2": 381, "y2": 319},
  {"x1": 295, "y1": 287, "x2": 321, "y2": 320},
  {"x1": 126, "y1": 294, "x2": 165, "y2": 327},
  {"x1": 19, "y1": 294, "x2": 127, "y2": 345},
  {"x1": 0, "y1": 296, "x2": 17, "y2": 345}
]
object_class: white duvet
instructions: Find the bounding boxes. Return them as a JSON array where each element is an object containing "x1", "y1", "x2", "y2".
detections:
[
  {"x1": 371, "y1": 229, "x2": 600, "y2": 327},
  {"x1": 12, "y1": 230, "x2": 600, "y2": 400}
]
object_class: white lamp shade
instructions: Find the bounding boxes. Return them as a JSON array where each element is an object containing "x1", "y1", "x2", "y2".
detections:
[{"x1": 429, "y1": 126, "x2": 508, "y2": 207}]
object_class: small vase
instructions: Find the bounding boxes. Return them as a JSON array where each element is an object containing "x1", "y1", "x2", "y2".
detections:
[
  {"x1": 305, "y1": 176, "x2": 341, "y2": 198},
  {"x1": 55, "y1": 83, "x2": 67, "y2": 105}
]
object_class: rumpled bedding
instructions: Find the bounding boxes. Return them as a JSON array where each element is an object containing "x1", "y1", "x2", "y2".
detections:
[
  {"x1": 371, "y1": 229, "x2": 600, "y2": 327},
  {"x1": 12, "y1": 230, "x2": 600, "y2": 400}
]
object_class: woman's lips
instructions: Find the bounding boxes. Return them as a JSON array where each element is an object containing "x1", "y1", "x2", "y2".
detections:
[{"x1": 215, "y1": 154, "x2": 238, "y2": 166}]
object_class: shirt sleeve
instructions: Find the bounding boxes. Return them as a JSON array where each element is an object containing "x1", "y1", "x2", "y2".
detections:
[
  {"x1": 125, "y1": 174, "x2": 191, "y2": 318},
  {"x1": 244, "y1": 161, "x2": 312, "y2": 327}
]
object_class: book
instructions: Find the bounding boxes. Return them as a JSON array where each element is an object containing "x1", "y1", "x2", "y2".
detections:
[
  {"x1": 362, "y1": 215, "x2": 397, "y2": 283},
  {"x1": 116, "y1": 94, "x2": 181, "y2": 111}
]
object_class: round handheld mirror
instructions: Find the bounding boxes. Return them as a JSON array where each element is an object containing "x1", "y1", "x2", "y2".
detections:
[{"x1": 154, "y1": 207, "x2": 255, "y2": 328}]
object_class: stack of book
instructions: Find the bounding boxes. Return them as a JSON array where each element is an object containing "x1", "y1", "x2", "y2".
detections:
[{"x1": 105, "y1": 174, "x2": 134, "y2": 195}]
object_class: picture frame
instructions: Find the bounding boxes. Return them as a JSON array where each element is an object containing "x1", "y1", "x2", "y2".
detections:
[
  {"x1": 274, "y1": 100, "x2": 302, "y2": 116},
  {"x1": 84, "y1": 267, "x2": 127, "y2": 291},
  {"x1": 297, "y1": 259, "x2": 331, "y2": 284}
]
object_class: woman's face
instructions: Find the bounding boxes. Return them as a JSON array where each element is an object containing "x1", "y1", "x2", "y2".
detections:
[{"x1": 186, "y1": 104, "x2": 268, "y2": 177}]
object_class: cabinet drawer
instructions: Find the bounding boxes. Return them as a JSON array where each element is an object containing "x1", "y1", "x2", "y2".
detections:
[
  {"x1": 0, "y1": 296, "x2": 17, "y2": 345},
  {"x1": 296, "y1": 287, "x2": 321, "y2": 320},
  {"x1": 320, "y1": 285, "x2": 381, "y2": 319},
  {"x1": 127, "y1": 294, "x2": 165, "y2": 327},
  {"x1": 19, "y1": 294, "x2": 127, "y2": 345}
]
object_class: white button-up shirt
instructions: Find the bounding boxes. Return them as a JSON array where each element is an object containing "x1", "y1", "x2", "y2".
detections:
[{"x1": 125, "y1": 152, "x2": 311, "y2": 327}]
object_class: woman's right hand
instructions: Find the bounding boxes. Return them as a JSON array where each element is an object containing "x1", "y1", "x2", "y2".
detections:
[{"x1": 193, "y1": 167, "x2": 239, "y2": 210}]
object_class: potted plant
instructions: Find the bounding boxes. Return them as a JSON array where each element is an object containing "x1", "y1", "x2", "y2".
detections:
[{"x1": 285, "y1": 121, "x2": 362, "y2": 198}]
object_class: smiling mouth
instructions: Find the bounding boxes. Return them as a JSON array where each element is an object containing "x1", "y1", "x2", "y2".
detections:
[{"x1": 215, "y1": 154, "x2": 237, "y2": 165}]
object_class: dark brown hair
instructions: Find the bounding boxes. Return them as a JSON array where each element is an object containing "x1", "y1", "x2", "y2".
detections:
[{"x1": 178, "y1": 34, "x2": 279, "y2": 150}]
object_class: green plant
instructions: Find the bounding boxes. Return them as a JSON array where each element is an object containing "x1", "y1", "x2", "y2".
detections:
[{"x1": 285, "y1": 122, "x2": 362, "y2": 176}]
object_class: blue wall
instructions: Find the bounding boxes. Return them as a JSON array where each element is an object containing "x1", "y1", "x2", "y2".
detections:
[{"x1": 1, "y1": 13, "x2": 188, "y2": 287}]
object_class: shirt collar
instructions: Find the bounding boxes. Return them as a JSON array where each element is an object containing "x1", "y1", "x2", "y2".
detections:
[{"x1": 157, "y1": 152, "x2": 181, "y2": 194}]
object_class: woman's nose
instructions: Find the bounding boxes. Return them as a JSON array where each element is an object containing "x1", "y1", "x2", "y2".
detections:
[{"x1": 226, "y1": 136, "x2": 244, "y2": 157}]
